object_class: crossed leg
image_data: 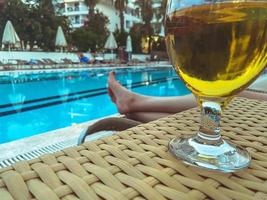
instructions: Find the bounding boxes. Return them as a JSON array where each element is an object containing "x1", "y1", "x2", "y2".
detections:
[{"x1": 108, "y1": 72, "x2": 267, "y2": 122}]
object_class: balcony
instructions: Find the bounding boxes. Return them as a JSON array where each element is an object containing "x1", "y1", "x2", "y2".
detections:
[
  {"x1": 63, "y1": 7, "x2": 88, "y2": 16},
  {"x1": 70, "y1": 22, "x2": 84, "y2": 28}
]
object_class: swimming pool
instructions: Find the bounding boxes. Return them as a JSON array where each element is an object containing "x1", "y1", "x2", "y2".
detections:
[{"x1": 0, "y1": 66, "x2": 190, "y2": 144}]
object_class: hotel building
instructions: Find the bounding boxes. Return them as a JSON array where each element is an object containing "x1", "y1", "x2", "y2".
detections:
[{"x1": 55, "y1": 0, "x2": 142, "y2": 32}]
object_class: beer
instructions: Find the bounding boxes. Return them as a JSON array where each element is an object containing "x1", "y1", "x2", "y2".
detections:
[{"x1": 165, "y1": 2, "x2": 267, "y2": 101}]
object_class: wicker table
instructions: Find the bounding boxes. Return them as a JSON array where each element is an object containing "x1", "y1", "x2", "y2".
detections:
[{"x1": 0, "y1": 97, "x2": 266, "y2": 200}]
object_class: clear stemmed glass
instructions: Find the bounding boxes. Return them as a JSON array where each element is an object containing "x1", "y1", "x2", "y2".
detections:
[{"x1": 165, "y1": 0, "x2": 267, "y2": 172}]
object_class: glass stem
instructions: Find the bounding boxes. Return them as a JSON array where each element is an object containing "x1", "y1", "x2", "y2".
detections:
[{"x1": 196, "y1": 101, "x2": 223, "y2": 145}]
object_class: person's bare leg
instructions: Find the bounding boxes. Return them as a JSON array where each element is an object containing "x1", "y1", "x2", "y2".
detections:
[
  {"x1": 108, "y1": 72, "x2": 197, "y2": 114},
  {"x1": 108, "y1": 72, "x2": 150, "y2": 114},
  {"x1": 126, "y1": 112, "x2": 171, "y2": 123},
  {"x1": 108, "y1": 72, "x2": 267, "y2": 115},
  {"x1": 239, "y1": 90, "x2": 267, "y2": 101}
]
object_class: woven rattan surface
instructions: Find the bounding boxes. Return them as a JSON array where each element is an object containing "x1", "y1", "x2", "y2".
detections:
[{"x1": 0, "y1": 97, "x2": 266, "y2": 200}]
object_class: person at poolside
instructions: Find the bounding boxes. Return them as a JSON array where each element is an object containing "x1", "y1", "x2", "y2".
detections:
[
  {"x1": 79, "y1": 53, "x2": 90, "y2": 63},
  {"x1": 108, "y1": 72, "x2": 267, "y2": 123}
]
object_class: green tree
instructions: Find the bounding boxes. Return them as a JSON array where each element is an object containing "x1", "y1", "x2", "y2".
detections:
[
  {"x1": 0, "y1": 0, "x2": 30, "y2": 46},
  {"x1": 135, "y1": 0, "x2": 153, "y2": 32},
  {"x1": 84, "y1": 0, "x2": 100, "y2": 22},
  {"x1": 0, "y1": 0, "x2": 5, "y2": 14},
  {"x1": 23, "y1": 5, "x2": 43, "y2": 50},
  {"x1": 34, "y1": 0, "x2": 70, "y2": 51},
  {"x1": 0, "y1": 0, "x2": 70, "y2": 51},
  {"x1": 72, "y1": 11, "x2": 109, "y2": 51},
  {"x1": 114, "y1": 0, "x2": 128, "y2": 33},
  {"x1": 135, "y1": 0, "x2": 153, "y2": 53},
  {"x1": 160, "y1": 0, "x2": 167, "y2": 20},
  {"x1": 114, "y1": 28, "x2": 128, "y2": 47},
  {"x1": 129, "y1": 24, "x2": 142, "y2": 53},
  {"x1": 153, "y1": 0, "x2": 167, "y2": 34}
]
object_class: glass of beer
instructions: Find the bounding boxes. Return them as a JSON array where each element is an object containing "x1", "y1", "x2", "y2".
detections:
[{"x1": 165, "y1": 0, "x2": 267, "y2": 172}]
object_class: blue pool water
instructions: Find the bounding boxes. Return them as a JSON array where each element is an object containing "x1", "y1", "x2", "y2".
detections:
[{"x1": 0, "y1": 66, "x2": 190, "y2": 144}]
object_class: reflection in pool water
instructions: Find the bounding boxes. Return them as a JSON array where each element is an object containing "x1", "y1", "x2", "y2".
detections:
[{"x1": 0, "y1": 67, "x2": 190, "y2": 144}]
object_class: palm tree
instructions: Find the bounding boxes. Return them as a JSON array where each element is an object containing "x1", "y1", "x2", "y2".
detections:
[
  {"x1": 84, "y1": 0, "x2": 99, "y2": 22},
  {"x1": 0, "y1": 0, "x2": 5, "y2": 12},
  {"x1": 160, "y1": 0, "x2": 167, "y2": 21},
  {"x1": 135, "y1": 0, "x2": 153, "y2": 52},
  {"x1": 114, "y1": 0, "x2": 128, "y2": 32},
  {"x1": 135, "y1": 0, "x2": 153, "y2": 26}
]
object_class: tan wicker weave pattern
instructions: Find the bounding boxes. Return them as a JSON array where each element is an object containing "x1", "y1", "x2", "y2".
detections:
[{"x1": 0, "y1": 97, "x2": 266, "y2": 200}]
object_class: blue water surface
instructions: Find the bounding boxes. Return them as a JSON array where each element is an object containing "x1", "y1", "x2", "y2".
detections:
[{"x1": 0, "y1": 66, "x2": 190, "y2": 144}]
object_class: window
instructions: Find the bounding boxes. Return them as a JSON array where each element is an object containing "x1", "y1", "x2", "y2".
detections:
[
  {"x1": 74, "y1": 3, "x2": 79, "y2": 11},
  {"x1": 67, "y1": 7, "x2": 73, "y2": 12},
  {"x1": 75, "y1": 15, "x2": 80, "y2": 24},
  {"x1": 126, "y1": 20, "x2": 131, "y2": 29}
]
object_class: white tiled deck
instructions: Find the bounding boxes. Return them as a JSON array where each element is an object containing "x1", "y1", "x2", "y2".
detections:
[{"x1": 0, "y1": 115, "x2": 118, "y2": 167}]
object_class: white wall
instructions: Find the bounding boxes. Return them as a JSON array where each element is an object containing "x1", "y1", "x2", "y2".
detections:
[
  {"x1": 63, "y1": 1, "x2": 88, "y2": 28},
  {"x1": 58, "y1": 0, "x2": 142, "y2": 32},
  {"x1": 132, "y1": 54, "x2": 150, "y2": 62},
  {"x1": 96, "y1": 3, "x2": 120, "y2": 32},
  {"x1": 101, "y1": 53, "x2": 150, "y2": 62}
]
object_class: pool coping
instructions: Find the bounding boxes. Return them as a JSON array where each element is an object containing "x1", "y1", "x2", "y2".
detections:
[
  {"x1": 0, "y1": 62, "x2": 172, "y2": 75},
  {"x1": 0, "y1": 114, "x2": 121, "y2": 165}
]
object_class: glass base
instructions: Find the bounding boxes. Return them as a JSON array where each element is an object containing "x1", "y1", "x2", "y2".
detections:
[{"x1": 169, "y1": 135, "x2": 251, "y2": 172}]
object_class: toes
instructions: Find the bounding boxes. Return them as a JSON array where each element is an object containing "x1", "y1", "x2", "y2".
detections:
[
  {"x1": 108, "y1": 71, "x2": 116, "y2": 82},
  {"x1": 108, "y1": 72, "x2": 120, "y2": 91}
]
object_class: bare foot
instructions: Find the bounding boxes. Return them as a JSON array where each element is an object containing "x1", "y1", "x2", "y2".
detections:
[{"x1": 108, "y1": 72, "x2": 140, "y2": 114}]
